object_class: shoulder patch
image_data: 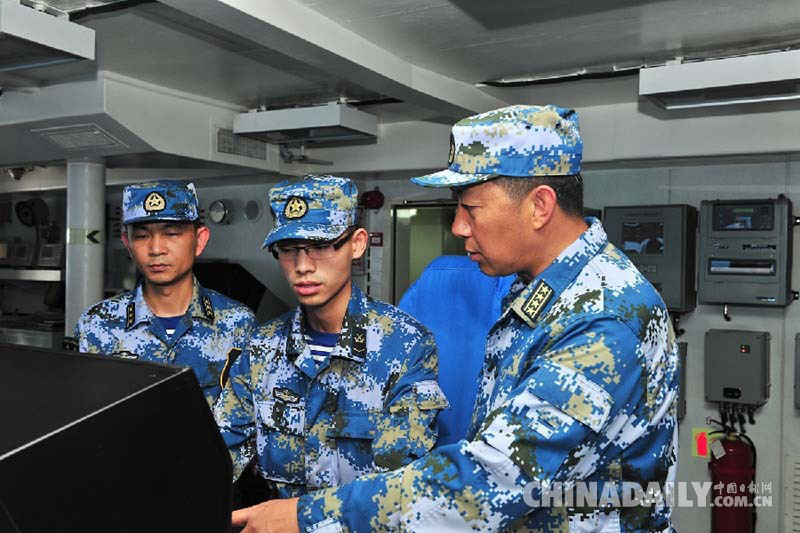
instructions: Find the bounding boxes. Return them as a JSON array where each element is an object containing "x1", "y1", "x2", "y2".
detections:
[
  {"x1": 201, "y1": 296, "x2": 215, "y2": 323},
  {"x1": 352, "y1": 326, "x2": 367, "y2": 356},
  {"x1": 219, "y1": 347, "x2": 242, "y2": 389},
  {"x1": 125, "y1": 302, "x2": 136, "y2": 329},
  {"x1": 521, "y1": 281, "x2": 554, "y2": 324}
]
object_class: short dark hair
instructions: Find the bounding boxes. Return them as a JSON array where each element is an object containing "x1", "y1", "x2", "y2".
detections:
[{"x1": 493, "y1": 174, "x2": 583, "y2": 217}]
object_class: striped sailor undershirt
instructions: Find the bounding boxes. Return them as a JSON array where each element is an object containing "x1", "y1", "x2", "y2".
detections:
[
  {"x1": 304, "y1": 327, "x2": 339, "y2": 362},
  {"x1": 157, "y1": 315, "x2": 182, "y2": 337}
]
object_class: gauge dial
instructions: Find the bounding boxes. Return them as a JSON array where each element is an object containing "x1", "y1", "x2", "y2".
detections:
[{"x1": 208, "y1": 200, "x2": 230, "y2": 225}]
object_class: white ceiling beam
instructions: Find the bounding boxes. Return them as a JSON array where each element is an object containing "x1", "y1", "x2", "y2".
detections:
[
  {"x1": 159, "y1": 0, "x2": 507, "y2": 119},
  {"x1": 305, "y1": 101, "x2": 800, "y2": 175}
]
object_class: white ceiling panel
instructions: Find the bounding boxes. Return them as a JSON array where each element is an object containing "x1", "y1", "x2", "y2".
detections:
[
  {"x1": 298, "y1": 0, "x2": 800, "y2": 83},
  {"x1": 82, "y1": 4, "x2": 383, "y2": 107}
]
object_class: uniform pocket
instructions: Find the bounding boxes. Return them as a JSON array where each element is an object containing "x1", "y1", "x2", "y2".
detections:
[
  {"x1": 530, "y1": 360, "x2": 613, "y2": 433},
  {"x1": 260, "y1": 398, "x2": 306, "y2": 435},
  {"x1": 414, "y1": 380, "x2": 450, "y2": 411},
  {"x1": 327, "y1": 410, "x2": 384, "y2": 484},
  {"x1": 256, "y1": 399, "x2": 306, "y2": 484},
  {"x1": 328, "y1": 410, "x2": 380, "y2": 439}
]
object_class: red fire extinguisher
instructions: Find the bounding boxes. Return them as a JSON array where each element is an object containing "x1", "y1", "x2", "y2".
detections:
[{"x1": 708, "y1": 431, "x2": 756, "y2": 533}]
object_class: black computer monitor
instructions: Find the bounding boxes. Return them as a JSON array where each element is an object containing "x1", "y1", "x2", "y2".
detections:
[{"x1": 0, "y1": 344, "x2": 232, "y2": 532}]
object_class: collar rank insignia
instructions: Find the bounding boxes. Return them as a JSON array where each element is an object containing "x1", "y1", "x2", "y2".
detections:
[
  {"x1": 143, "y1": 192, "x2": 166, "y2": 213},
  {"x1": 62, "y1": 336, "x2": 79, "y2": 352},
  {"x1": 284, "y1": 196, "x2": 308, "y2": 220},
  {"x1": 219, "y1": 347, "x2": 243, "y2": 388},
  {"x1": 273, "y1": 387, "x2": 301, "y2": 404},
  {"x1": 201, "y1": 296, "x2": 215, "y2": 323},
  {"x1": 520, "y1": 281, "x2": 554, "y2": 326},
  {"x1": 126, "y1": 302, "x2": 136, "y2": 329},
  {"x1": 352, "y1": 327, "x2": 367, "y2": 356}
]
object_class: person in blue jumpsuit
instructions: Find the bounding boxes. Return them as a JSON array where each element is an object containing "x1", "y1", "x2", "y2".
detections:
[
  {"x1": 229, "y1": 106, "x2": 679, "y2": 533},
  {"x1": 213, "y1": 175, "x2": 449, "y2": 500},
  {"x1": 398, "y1": 255, "x2": 514, "y2": 447},
  {"x1": 72, "y1": 180, "x2": 257, "y2": 405}
]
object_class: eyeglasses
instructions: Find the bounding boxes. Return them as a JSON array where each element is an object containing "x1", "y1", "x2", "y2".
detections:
[{"x1": 271, "y1": 230, "x2": 356, "y2": 261}]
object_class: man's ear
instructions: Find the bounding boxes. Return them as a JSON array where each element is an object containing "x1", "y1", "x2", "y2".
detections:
[
  {"x1": 120, "y1": 228, "x2": 133, "y2": 259},
  {"x1": 195, "y1": 225, "x2": 211, "y2": 257},
  {"x1": 529, "y1": 185, "x2": 558, "y2": 230},
  {"x1": 350, "y1": 228, "x2": 369, "y2": 260}
]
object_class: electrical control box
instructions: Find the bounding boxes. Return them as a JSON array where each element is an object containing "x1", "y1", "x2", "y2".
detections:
[
  {"x1": 604, "y1": 204, "x2": 697, "y2": 313},
  {"x1": 795, "y1": 333, "x2": 800, "y2": 410},
  {"x1": 705, "y1": 329, "x2": 770, "y2": 406},
  {"x1": 699, "y1": 197, "x2": 794, "y2": 306}
]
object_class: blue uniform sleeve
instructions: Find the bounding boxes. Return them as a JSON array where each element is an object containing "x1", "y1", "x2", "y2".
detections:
[
  {"x1": 296, "y1": 315, "x2": 646, "y2": 532},
  {"x1": 213, "y1": 340, "x2": 258, "y2": 481},
  {"x1": 371, "y1": 331, "x2": 449, "y2": 470},
  {"x1": 73, "y1": 308, "x2": 98, "y2": 354}
]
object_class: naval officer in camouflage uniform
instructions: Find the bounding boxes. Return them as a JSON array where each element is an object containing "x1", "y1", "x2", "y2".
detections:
[
  {"x1": 215, "y1": 175, "x2": 448, "y2": 502},
  {"x1": 231, "y1": 106, "x2": 679, "y2": 533},
  {"x1": 73, "y1": 180, "x2": 257, "y2": 405}
]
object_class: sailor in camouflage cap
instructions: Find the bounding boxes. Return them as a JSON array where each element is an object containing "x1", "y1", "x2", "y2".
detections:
[
  {"x1": 72, "y1": 179, "x2": 257, "y2": 405},
  {"x1": 262, "y1": 175, "x2": 358, "y2": 248},
  {"x1": 232, "y1": 109, "x2": 678, "y2": 533},
  {"x1": 215, "y1": 175, "x2": 448, "y2": 506},
  {"x1": 412, "y1": 104, "x2": 582, "y2": 187},
  {"x1": 121, "y1": 179, "x2": 200, "y2": 225}
]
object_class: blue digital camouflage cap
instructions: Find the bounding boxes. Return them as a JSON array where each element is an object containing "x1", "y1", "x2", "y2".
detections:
[
  {"x1": 263, "y1": 175, "x2": 358, "y2": 249},
  {"x1": 411, "y1": 105, "x2": 583, "y2": 188},
  {"x1": 122, "y1": 180, "x2": 199, "y2": 225}
]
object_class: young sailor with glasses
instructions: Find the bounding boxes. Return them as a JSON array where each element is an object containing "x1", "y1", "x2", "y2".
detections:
[{"x1": 213, "y1": 175, "x2": 449, "y2": 502}]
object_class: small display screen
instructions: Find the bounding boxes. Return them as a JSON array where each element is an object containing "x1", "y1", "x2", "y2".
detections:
[
  {"x1": 713, "y1": 203, "x2": 773, "y2": 231},
  {"x1": 622, "y1": 222, "x2": 664, "y2": 255},
  {"x1": 708, "y1": 258, "x2": 776, "y2": 276}
]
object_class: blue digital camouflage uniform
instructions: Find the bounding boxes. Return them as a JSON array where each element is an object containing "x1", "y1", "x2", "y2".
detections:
[
  {"x1": 75, "y1": 280, "x2": 257, "y2": 404},
  {"x1": 294, "y1": 107, "x2": 679, "y2": 532},
  {"x1": 214, "y1": 175, "x2": 449, "y2": 498},
  {"x1": 73, "y1": 180, "x2": 257, "y2": 405}
]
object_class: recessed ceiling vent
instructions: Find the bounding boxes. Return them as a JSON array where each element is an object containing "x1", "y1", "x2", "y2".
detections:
[
  {"x1": 32, "y1": 123, "x2": 127, "y2": 150},
  {"x1": 640, "y1": 49, "x2": 800, "y2": 110},
  {"x1": 216, "y1": 127, "x2": 268, "y2": 161},
  {"x1": 233, "y1": 102, "x2": 378, "y2": 146},
  {"x1": 0, "y1": 0, "x2": 94, "y2": 73}
]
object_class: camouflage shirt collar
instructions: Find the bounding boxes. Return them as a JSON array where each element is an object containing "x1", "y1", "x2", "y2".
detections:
[
  {"x1": 126, "y1": 276, "x2": 213, "y2": 330},
  {"x1": 285, "y1": 284, "x2": 369, "y2": 372},
  {"x1": 507, "y1": 217, "x2": 607, "y2": 327}
]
